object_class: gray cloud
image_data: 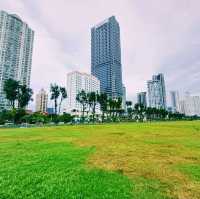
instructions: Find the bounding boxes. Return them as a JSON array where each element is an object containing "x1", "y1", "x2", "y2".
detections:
[{"x1": 0, "y1": 0, "x2": 200, "y2": 109}]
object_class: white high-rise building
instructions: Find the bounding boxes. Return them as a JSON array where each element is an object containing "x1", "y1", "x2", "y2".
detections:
[
  {"x1": 179, "y1": 100, "x2": 186, "y2": 114},
  {"x1": 35, "y1": 89, "x2": 48, "y2": 113},
  {"x1": 147, "y1": 73, "x2": 166, "y2": 109},
  {"x1": 0, "y1": 11, "x2": 34, "y2": 110},
  {"x1": 66, "y1": 71, "x2": 100, "y2": 113},
  {"x1": 179, "y1": 93, "x2": 200, "y2": 116}
]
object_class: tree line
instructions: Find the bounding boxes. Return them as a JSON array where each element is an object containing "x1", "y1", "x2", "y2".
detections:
[
  {"x1": 125, "y1": 101, "x2": 186, "y2": 121},
  {"x1": 0, "y1": 78, "x2": 199, "y2": 126},
  {"x1": 0, "y1": 79, "x2": 70, "y2": 125},
  {"x1": 75, "y1": 90, "x2": 123, "y2": 123},
  {"x1": 73, "y1": 91, "x2": 189, "y2": 123}
]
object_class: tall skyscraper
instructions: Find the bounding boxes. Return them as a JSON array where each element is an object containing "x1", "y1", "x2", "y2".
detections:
[
  {"x1": 35, "y1": 89, "x2": 48, "y2": 113},
  {"x1": 147, "y1": 73, "x2": 166, "y2": 109},
  {"x1": 0, "y1": 10, "x2": 34, "y2": 110},
  {"x1": 91, "y1": 16, "x2": 123, "y2": 98},
  {"x1": 170, "y1": 91, "x2": 180, "y2": 112},
  {"x1": 137, "y1": 92, "x2": 147, "y2": 107},
  {"x1": 66, "y1": 71, "x2": 100, "y2": 113}
]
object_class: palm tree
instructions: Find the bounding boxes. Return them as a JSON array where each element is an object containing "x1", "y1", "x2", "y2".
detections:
[
  {"x1": 3, "y1": 79, "x2": 33, "y2": 110},
  {"x1": 139, "y1": 104, "x2": 146, "y2": 121},
  {"x1": 50, "y1": 84, "x2": 60, "y2": 115},
  {"x1": 88, "y1": 92, "x2": 98, "y2": 123},
  {"x1": 126, "y1": 101, "x2": 132, "y2": 119},
  {"x1": 87, "y1": 93, "x2": 93, "y2": 117},
  {"x1": 108, "y1": 98, "x2": 115, "y2": 118},
  {"x1": 107, "y1": 98, "x2": 122, "y2": 120},
  {"x1": 135, "y1": 103, "x2": 146, "y2": 121},
  {"x1": 159, "y1": 108, "x2": 168, "y2": 120},
  {"x1": 17, "y1": 85, "x2": 33, "y2": 109},
  {"x1": 76, "y1": 90, "x2": 88, "y2": 122},
  {"x1": 126, "y1": 101, "x2": 132, "y2": 110},
  {"x1": 134, "y1": 103, "x2": 139, "y2": 120},
  {"x1": 127, "y1": 107, "x2": 133, "y2": 120},
  {"x1": 146, "y1": 107, "x2": 151, "y2": 121},
  {"x1": 115, "y1": 97, "x2": 122, "y2": 118},
  {"x1": 3, "y1": 79, "x2": 19, "y2": 109},
  {"x1": 59, "y1": 87, "x2": 67, "y2": 114},
  {"x1": 97, "y1": 93, "x2": 108, "y2": 122}
]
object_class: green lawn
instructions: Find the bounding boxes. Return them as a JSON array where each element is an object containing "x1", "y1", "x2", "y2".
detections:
[{"x1": 0, "y1": 121, "x2": 200, "y2": 199}]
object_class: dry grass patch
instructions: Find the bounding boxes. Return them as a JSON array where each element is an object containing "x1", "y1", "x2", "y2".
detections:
[{"x1": 69, "y1": 122, "x2": 200, "y2": 199}]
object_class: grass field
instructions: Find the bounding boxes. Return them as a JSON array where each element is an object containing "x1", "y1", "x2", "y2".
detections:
[{"x1": 0, "y1": 121, "x2": 200, "y2": 199}]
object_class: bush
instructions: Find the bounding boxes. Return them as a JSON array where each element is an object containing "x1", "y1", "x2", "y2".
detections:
[{"x1": 60, "y1": 113, "x2": 74, "y2": 123}]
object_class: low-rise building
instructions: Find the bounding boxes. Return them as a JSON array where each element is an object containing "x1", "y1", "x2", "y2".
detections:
[{"x1": 35, "y1": 89, "x2": 48, "y2": 113}]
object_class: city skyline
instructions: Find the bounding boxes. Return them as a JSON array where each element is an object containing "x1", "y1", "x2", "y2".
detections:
[{"x1": 0, "y1": 0, "x2": 200, "y2": 110}]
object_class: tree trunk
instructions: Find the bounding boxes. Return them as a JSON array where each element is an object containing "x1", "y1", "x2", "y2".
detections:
[
  {"x1": 92, "y1": 104, "x2": 96, "y2": 123},
  {"x1": 59, "y1": 97, "x2": 63, "y2": 114},
  {"x1": 82, "y1": 104, "x2": 85, "y2": 123},
  {"x1": 102, "y1": 111, "x2": 104, "y2": 123},
  {"x1": 54, "y1": 99, "x2": 57, "y2": 115},
  {"x1": 12, "y1": 101, "x2": 15, "y2": 109}
]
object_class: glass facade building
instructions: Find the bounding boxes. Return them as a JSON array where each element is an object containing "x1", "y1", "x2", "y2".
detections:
[
  {"x1": 91, "y1": 16, "x2": 123, "y2": 98},
  {"x1": 0, "y1": 10, "x2": 34, "y2": 110},
  {"x1": 137, "y1": 92, "x2": 147, "y2": 107},
  {"x1": 147, "y1": 73, "x2": 166, "y2": 109},
  {"x1": 170, "y1": 91, "x2": 180, "y2": 112}
]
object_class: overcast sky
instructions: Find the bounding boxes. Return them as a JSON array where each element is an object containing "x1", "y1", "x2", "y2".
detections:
[{"x1": 1, "y1": 0, "x2": 200, "y2": 108}]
